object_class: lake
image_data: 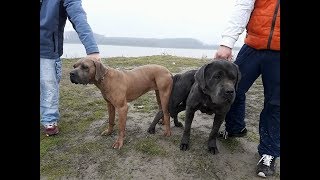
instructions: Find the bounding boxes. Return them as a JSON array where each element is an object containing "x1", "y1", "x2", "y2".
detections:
[{"x1": 62, "y1": 43, "x2": 240, "y2": 59}]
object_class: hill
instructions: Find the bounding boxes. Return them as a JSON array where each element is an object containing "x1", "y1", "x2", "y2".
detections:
[{"x1": 64, "y1": 31, "x2": 240, "y2": 50}]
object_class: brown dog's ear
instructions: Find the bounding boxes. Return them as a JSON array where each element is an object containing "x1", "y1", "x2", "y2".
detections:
[
  {"x1": 194, "y1": 63, "x2": 210, "y2": 90},
  {"x1": 93, "y1": 60, "x2": 107, "y2": 82},
  {"x1": 233, "y1": 63, "x2": 241, "y2": 90},
  {"x1": 73, "y1": 59, "x2": 83, "y2": 68}
]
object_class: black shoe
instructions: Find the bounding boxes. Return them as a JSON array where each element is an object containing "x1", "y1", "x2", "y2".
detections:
[
  {"x1": 218, "y1": 128, "x2": 247, "y2": 139},
  {"x1": 256, "y1": 154, "x2": 276, "y2": 178}
]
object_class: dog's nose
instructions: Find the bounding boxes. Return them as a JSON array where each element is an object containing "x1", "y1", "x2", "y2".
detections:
[
  {"x1": 70, "y1": 71, "x2": 75, "y2": 77},
  {"x1": 225, "y1": 90, "x2": 234, "y2": 95}
]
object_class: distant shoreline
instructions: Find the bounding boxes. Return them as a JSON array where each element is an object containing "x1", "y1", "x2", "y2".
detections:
[{"x1": 64, "y1": 42, "x2": 241, "y2": 51}]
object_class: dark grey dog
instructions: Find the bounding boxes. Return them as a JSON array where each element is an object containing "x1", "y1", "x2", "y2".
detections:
[
  {"x1": 179, "y1": 59, "x2": 241, "y2": 154},
  {"x1": 148, "y1": 69, "x2": 198, "y2": 134}
]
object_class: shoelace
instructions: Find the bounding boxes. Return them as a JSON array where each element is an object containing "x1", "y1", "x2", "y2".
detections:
[
  {"x1": 219, "y1": 130, "x2": 228, "y2": 139},
  {"x1": 257, "y1": 154, "x2": 274, "y2": 166}
]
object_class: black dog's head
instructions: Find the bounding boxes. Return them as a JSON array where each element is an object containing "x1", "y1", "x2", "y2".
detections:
[
  {"x1": 70, "y1": 58, "x2": 107, "y2": 85},
  {"x1": 194, "y1": 59, "x2": 241, "y2": 105}
]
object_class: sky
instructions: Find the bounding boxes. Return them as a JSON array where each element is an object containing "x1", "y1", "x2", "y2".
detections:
[{"x1": 65, "y1": 0, "x2": 246, "y2": 47}]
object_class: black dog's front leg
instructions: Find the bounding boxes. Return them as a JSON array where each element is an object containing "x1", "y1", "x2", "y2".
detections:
[
  {"x1": 180, "y1": 106, "x2": 196, "y2": 151},
  {"x1": 208, "y1": 113, "x2": 225, "y2": 154}
]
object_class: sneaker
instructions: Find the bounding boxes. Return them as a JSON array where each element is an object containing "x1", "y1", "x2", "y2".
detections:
[
  {"x1": 44, "y1": 123, "x2": 59, "y2": 136},
  {"x1": 218, "y1": 128, "x2": 247, "y2": 139},
  {"x1": 256, "y1": 154, "x2": 276, "y2": 178}
]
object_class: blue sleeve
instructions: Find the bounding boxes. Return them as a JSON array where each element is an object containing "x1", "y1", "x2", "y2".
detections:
[{"x1": 64, "y1": 0, "x2": 99, "y2": 55}]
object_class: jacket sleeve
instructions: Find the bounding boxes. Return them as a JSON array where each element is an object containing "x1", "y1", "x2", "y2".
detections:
[
  {"x1": 219, "y1": 0, "x2": 255, "y2": 49},
  {"x1": 64, "y1": 0, "x2": 99, "y2": 55}
]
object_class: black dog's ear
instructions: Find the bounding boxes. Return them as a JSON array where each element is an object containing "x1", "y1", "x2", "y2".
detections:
[
  {"x1": 194, "y1": 63, "x2": 210, "y2": 90},
  {"x1": 93, "y1": 60, "x2": 107, "y2": 81},
  {"x1": 233, "y1": 63, "x2": 241, "y2": 90}
]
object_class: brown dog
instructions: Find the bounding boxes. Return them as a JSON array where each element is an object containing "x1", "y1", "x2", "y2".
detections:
[{"x1": 70, "y1": 58, "x2": 173, "y2": 149}]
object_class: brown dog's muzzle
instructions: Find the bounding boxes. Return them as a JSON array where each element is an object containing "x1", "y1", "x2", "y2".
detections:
[
  {"x1": 69, "y1": 69, "x2": 90, "y2": 85},
  {"x1": 69, "y1": 70, "x2": 78, "y2": 84}
]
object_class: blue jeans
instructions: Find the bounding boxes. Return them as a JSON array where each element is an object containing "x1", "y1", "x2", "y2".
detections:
[
  {"x1": 225, "y1": 44, "x2": 280, "y2": 157},
  {"x1": 40, "y1": 58, "x2": 62, "y2": 126}
]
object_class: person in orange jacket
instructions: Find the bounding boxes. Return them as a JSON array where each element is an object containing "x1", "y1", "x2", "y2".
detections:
[{"x1": 215, "y1": 0, "x2": 280, "y2": 177}]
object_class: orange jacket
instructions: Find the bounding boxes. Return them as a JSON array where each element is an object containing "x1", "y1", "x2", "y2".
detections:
[{"x1": 245, "y1": 0, "x2": 280, "y2": 50}]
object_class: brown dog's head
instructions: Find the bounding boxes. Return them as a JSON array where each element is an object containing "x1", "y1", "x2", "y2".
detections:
[
  {"x1": 70, "y1": 57, "x2": 107, "y2": 85},
  {"x1": 194, "y1": 59, "x2": 241, "y2": 105}
]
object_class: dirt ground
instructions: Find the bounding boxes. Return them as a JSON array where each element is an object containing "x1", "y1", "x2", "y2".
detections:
[{"x1": 40, "y1": 56, "x2": 280, "y2": 180}]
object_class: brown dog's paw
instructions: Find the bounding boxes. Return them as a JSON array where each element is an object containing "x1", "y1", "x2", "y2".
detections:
[
  {"x1": 101, "y1": 129, "x2": 113, "y2": 136},
  {"x1": 163, "y1": 130, "x2": 172, "y2": 137},
  {"x1": 112, "y1": 139, "x2": 124, "y2": 149}
]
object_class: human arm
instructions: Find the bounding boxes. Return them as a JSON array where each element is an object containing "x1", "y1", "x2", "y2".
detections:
[
  {"x1": 64, "y1": 0, "x2": 100, "y2": 60},
  {"x1": 215, "y1": 0, "x2": 255, "y2": 60}
]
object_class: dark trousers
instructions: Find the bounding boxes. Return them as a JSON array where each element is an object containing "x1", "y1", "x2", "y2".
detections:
[{"x1": 225, "y1": 44, "x2": 280, "y2": 157}]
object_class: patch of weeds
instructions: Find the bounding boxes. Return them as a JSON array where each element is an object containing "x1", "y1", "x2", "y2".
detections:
[
  {"x1": 40, "y1": 136, "x2": 67, "y2": 158},
  {"x1": 40, "y1": 152, "x2": 76, "y2": 179},
  {"x1": 69, "y1": 141, "x2": 105, "y2": 154},
  {"x1": 132, "y1": 91, "x2": 158, "y2": 113},
  {"x1": 98, "y1": 157, "x2": 119, "y2": 178},
  {"x1": 178, "y1": 111, "x2": 186, "y2": 121},
  {"x1": 134, "y1": 136, "x2": 166, "y2": 156},
  {"x1": 220, "y1": 138, "x2": 241, "y2": 153},
  {"x1": 99, "y1": 55, "x2": 207, "y2": 73},
  {"x1": 168, "y1": 135, "x2": 181, "y2": 146},
  {"x1": 246, "y1": 131, "x2": 260, "y2": 143}
]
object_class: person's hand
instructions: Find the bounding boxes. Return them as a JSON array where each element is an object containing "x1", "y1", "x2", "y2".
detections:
[
  {"x1": 86, "y1": 53, "x2": 101, "y2": 61},
  {"x1": 214, "y1": 45, "x2": 233, "y2": 61}
]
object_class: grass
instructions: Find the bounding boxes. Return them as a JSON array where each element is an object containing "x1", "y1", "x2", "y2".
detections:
[
  {"x1": 219, "y1": 138, "x2": 241, "y2": 153},
  {"x1": 40, "y1": 55, "x2": 274, "y2": 179},
  {"x1": 178, "y1": 111, "x2": 186, "y2": 121},
  {"x1": 40, "y1": 55, "x2": 205, "y2": 178},
  {"x1": 246, "y1": 131, "x2": 260, "y2": 143},
  {"x1": 100, "y1": 55, "x2": 207, "y2": 73},
  {"x1": 134, "y1": 136, "x2": 166, "y2": 156},
  {"x1": 132, "y1": 91, "x2": 158, "y2": 113}
]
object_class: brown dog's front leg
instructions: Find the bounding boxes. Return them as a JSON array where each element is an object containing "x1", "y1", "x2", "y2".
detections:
[
  {"x1": 112, "y1": 104, "x2": 128, "y2": 149},
  {"x1": 101, "y1": 102, "x2": 115, "y2": 136}
]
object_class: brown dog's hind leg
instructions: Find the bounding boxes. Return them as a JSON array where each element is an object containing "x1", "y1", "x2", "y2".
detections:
[
  {"x1": 112, "y1": 103, "x2": 128, "y2": 149},
  {"x1": 101, "y1": 102, "x2": 115, "y2": 136},
  {"x1": 159, "y1": 87, "x2": 172, "y2": 137},
  {"x1": 155, "y1": 90, "x2": 164, "y2": 125}
]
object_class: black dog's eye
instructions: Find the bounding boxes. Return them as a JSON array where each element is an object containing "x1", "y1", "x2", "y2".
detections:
[{"x1": 214, "y1": 75, "x2": 221, "y2": 79}]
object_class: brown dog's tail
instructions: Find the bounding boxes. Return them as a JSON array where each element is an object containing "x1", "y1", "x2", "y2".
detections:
[{"x1": 168, "y1": 75, "x2": 180, "y2": 113}]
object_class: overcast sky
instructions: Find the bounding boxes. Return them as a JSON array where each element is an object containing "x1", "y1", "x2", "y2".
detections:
[{"x1": 65, "y1": 0, "x2": 246, "y2": 47}]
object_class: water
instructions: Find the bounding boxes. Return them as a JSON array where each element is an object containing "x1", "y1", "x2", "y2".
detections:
[{"x1": 62, "y1": 43, "x2": 239, "y2": 59}]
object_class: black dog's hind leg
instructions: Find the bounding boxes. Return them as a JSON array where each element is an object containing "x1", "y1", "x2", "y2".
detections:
[
  {"x1": 207, "y1": 114, "x2": 225, "y2": 154},
  {"x1": 180, "y1": 106, "x2": 196, "y2": 151},
  {"x1": 173, "y1": 103, "x2": 185, "y2": 127},
  {"x1": 147, "y1": 110, "x2": 163, "y2": 134}
]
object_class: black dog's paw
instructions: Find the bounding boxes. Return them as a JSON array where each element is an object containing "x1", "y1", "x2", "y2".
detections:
[
  {"x1": 175, "y1": 122, "x2": 183, "y2": 127},
  {"x1": 147, "y1": 128, "x2": 155, "y2": 134},
  {"x1": 180, "y1": 143, "x2": 189, "y2": 151},
  {"x1": 208, "y1": 146, "x2": 219, "y2": 155}
]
